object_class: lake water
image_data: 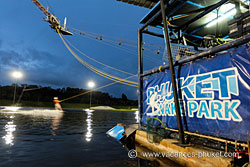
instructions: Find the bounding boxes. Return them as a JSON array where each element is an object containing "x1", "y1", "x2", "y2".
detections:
[{"x1": 0, "y1": 107, "x2": 178, "y2": 167}]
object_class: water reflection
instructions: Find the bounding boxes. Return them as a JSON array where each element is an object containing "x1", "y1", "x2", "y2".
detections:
[
  {"x1": 4, "y1": 107, "x2": 21, "y2": 112},
  {"x1": 2, "y1": 115, "x2": 16, "y2": 146},
  {"x1": 135, "y1": 111, "x2": 139, "y2": 123},
  {"x1": 85, "y1": 110, "x2": 93, "y2": 142},
  {"x1": 52, "y1": 112, "x2": 63, "y2": 135},
  {"x1": 0, "y1": 109, "x2": 139, "y2": 167}
]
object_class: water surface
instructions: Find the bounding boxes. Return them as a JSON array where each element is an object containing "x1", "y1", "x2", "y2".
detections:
[
  {"x1": 0, "y1": 108, "x2": 138, "y2": 167},
  {"x1": 0, "y1": 107, "x2": 179, "y2": 167}
]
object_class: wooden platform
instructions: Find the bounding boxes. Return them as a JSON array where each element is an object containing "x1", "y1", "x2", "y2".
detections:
[{"x1": 135, "y1": 130, "x2": 232, "y2": 167}]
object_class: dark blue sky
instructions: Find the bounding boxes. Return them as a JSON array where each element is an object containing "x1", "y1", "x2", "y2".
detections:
[{"x1": 0, "y1": 0, "x2": 163, "y2": 100}]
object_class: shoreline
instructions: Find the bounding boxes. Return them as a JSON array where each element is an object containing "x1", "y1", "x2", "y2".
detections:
[
  {"x1": 0, "y1": 99, "x2": 137, "y2": 111},
  {"x1": 0, "y1": 105, "x2": 138, "y2": 112}
]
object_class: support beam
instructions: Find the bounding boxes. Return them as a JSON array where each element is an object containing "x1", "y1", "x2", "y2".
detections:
[
  {"x1": 248, "y1": 141, "x2": 250, "y2": 166},
  {"x1": 142, "y1": 30, "x2": 164, "y2": 38},
  {"x1": 180, "y1": 0, "x2": 229, "y2": 31},
  {"x1": 140, "y1": 7, "x2": 164, "y2": 31},
  {"x1": 140, "y1": 0, "x2": 187, "y2": 31},
  {"x1": 231, "y1": 0, "x2": 249, "y2": 9},
  {"x1": 138, "y1": 29, "x2": 144, "y2": 125},
  {"x1": 160, "y1": 0, "x2": 185, "y2": 144},
  {"x1": 141, "y1": 33, "x2": 250, "y2": 77}
]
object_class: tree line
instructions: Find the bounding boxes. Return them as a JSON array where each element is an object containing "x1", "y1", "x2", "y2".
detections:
[{"x1": 0, "y1": 84, "x2": 137, "y2": 107}]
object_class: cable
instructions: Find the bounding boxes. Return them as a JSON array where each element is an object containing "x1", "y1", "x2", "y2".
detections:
[
  {"x1": 57, "y1": 28, "x2": 138, "y2": 86},
  {"x1": 68, "y1": 26, "x2": 164, "y2": 55},
  {"x1": 59, "y1": 74, "x2": 136, "y2": 102},
  {"x1": 64, "y1": 38, "x2": 135, "y2": 76},
  {"x1": 147, "y1": 117, "x2": 167, "y2": 129},
  {"x1": 81, "y1": 33, "x2": 163, "y2": 64},
  {"x1": 69, "y1": 27, "x2": 137, "y2": 44}
]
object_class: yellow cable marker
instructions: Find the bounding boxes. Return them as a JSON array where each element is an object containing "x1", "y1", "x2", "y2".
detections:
[{"x1": 158, "y1": 66, "x2": 163, "y2": 72}]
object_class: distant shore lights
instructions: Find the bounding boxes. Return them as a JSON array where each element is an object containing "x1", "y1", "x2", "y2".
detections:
[
  {"x1": 11, "y1": 71, "x2": 23, "y2": 104},
  {"x1": 88, "y1": 81, "x2": 95, "y2": 89},
  {"x1": 87, "y1": 81, "x2": 95, "y2": 109},
  {"x1": 12, "y1": 71, "x2": 23, "y2": 79}
]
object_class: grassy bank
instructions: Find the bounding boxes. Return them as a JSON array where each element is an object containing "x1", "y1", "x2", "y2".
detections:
[{"x1": 0, "y1": 99, "x2": 138, "y2": 111}]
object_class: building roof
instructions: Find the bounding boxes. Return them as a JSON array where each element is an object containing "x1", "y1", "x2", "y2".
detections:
[
  {"x1": 117, "y1": 0, "x2": 249, "y2": 45},
  {"x1": 139, "y1": 0, "x2": 249, "y2": 45},
  {"x1": 116, "y1": 0, "x2": 158, "y2": 9}
]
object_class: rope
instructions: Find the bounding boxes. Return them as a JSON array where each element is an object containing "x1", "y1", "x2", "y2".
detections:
[
  {"x1": 146, "y1": 117, "x2": 170, "y2": 143},
  {"x1": 56, "y1": 28, "x2": 138, "y2": 86},
  {"x1": 147, "y1": 117, "x2": 167, "y2": 129},
  {"x1": 184, "y1": 37, "x2": 198, "y2": 46},
  {"x1": 169, "y1": 14, "x2": 194, "y2": 22},
  {"x1": 59, "y1": 74, "x2": 137, "y2": 102},
  {"x1": 64, "y1": 38, "x2": 135, "y2": 76}
]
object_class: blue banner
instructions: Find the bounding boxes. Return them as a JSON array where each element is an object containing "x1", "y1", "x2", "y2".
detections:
[{"x1": 142, "y1": 44, "x2": 250, "y2": 141}]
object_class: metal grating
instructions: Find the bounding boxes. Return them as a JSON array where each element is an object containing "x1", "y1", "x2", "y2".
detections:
[{"x1": 162, "y1": 43, "x2": 207, "y2": 64}]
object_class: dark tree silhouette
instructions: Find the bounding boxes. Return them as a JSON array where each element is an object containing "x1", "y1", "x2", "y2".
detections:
[
  {"x1": 0, "y1": 84, "x2": 137, "y2": 107},
  {"x1": 122, "y1": 93, "x2": 128, "y2": 101}
]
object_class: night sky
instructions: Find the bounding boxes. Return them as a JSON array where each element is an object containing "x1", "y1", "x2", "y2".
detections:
[{"x1": 0, "y1": 0, "x2": 164, "y2": 100}]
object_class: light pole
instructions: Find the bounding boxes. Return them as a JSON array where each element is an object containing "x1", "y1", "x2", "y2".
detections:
[
  {"x1": 87, "y1": 81, "x2": 95, "y2": 109},
  {"x1": 11, "y1": 71, "x2": 23, "y2": 105}
]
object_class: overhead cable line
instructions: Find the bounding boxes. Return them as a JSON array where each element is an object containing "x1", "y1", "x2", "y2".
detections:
[
  {"x1": 68, "y1": 26, "x2": 164, "y2": 54},
  {"x1": 64, "y1": 38, "x2": 135, "y2": 76},
  {"x1": 84, "y1": 34, "x2": 138, "y2": 57},
  {"x1": 79, "y1": 31, "x2": 163, "y2": 64},
  {"x1": 69, "y1": 27, "x2": 138, "y2": 44},
  {"x1": 57, "y1": 28, "x2": 138, "y2": 87},
  {"x1": 59, "y1": 74, "x2": 137, "y2": 103}
]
